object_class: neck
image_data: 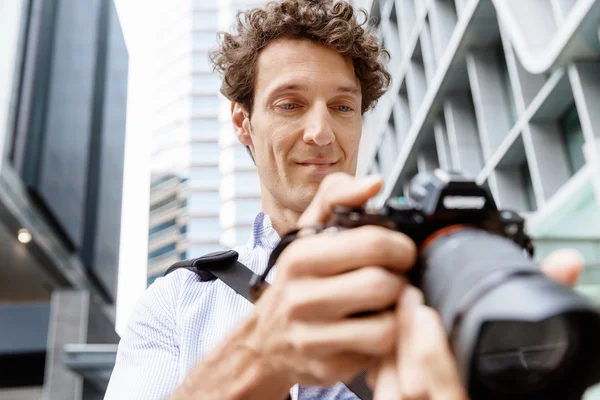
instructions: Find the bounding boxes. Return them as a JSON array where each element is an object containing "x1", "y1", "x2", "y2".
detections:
[{"x1": 260, "y1": 191, "x2": 303, "y2": 237}]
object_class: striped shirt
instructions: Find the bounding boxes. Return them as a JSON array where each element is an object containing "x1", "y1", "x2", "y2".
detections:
[{"x1": 105, "y1": 212, "x2": 359, "y2": 400}]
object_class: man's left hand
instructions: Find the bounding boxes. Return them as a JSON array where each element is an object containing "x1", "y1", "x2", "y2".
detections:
[{"x1": 368, "y1": 248, "x2": 585, "y2": 400}]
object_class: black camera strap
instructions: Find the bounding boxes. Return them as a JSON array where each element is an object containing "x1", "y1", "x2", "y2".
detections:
[
  {"x1": 165, "y1": 250, "x2": 256, "y2": 301},
  {"x1": 165, "y1": 249, "x2": 373, "y2": 400}
]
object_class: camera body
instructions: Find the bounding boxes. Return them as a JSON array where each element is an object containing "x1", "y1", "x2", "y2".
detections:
[
  {"x1": 327, "y1": 169, "x2": 541, "y2": 344},
  {"x1": 328, "y1": 169, "x2": 534, "y2": 286}
]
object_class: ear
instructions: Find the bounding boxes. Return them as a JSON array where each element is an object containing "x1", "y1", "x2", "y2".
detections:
[{"x1": 231, "y1": 101, "x2": 252, "y2": 147}]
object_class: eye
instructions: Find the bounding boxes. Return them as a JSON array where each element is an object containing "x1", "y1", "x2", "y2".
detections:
[
  {"x1": 336, "y1": 105, "x2": 353, "y2": 113},
  {"x1": 280, "y1": 103, "x2": 298, "y2": 110}
]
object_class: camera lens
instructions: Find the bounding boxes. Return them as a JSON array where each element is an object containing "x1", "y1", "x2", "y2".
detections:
[{"x1": 474, "y1": 316, "x2": 575, "y2": 394}]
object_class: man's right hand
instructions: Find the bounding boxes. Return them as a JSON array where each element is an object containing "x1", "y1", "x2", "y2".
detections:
[
  {"x1": 244, "y1": 173, "x2": 417, "y2": 387},
  {"x1": 170, "y1": 173, "x2": 419, "y2": 400}
]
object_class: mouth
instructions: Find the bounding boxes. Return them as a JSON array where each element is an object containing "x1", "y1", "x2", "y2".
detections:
[
  {"x1": 296, "y1": 159, "x2": 338, "y2": 167},
  {"x1": 295, "y1": 160, "x2": 338, "y2": 176}
]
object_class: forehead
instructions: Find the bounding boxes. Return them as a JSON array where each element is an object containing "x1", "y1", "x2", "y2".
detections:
[{"x1": 255, "y1": 38, "x2": 360, "y2": 95}]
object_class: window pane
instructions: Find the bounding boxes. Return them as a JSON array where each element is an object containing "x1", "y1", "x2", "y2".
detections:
[
  {"x1": 192, "y1": 142, "x2": 220, "y2": 163},
  {"x1": 193, "y1": 32, "x2": 217, "y2": 50},
  {"x1": 192, "y1": 53, "x2": 212, "y2": 72},
  {"x1": 520, "y1": 162, "x2": 536, "y2": 212},
  {"x1": 188, "y1": 192, "x2": 220, "y2": 211},
  {"x1": 151, "y1": 173, "x2": 178, "y2": 188},
  {"x1": 187, "y1": 218, "x2": 221, "y2": 240},
  {"x1": 237, "y1": 198, "x2": 261, "y2": 219},
  {"x1": 235, "y1": 226, "x2": 253, "y2": 245},
  {"x1": 234, "y1": 145, "x2": 255, "y2": 168},
  {"x1": 378, "y1": 128, "x2": 396, "y2": 178},
  {"x1": 149, "y1": 219, "x2": 176, "y2": 236},
  {"x1": 150, "y1": 194, "x2": 178, "y2": 211},
  {"x1": 193, "y1": 73, "x2": 219, "y2": 92},
  {"x1": 187, "y1": 244, "x2": 225, "y2": 258},
  {"x1": 191, "y1": 119, "x2": 219, "y2": 139},
  {"x1": 193, "y1": 0, "x2": 218, "y2": 9},
  {"x1": 193, "y1": 12, "x2": 218, "y2": 29},
  {"x1": 235, "y1": 171, "x2": 260, "y2": 193},
  {"x1": 499, "y1": 47, "x2": 518, "y2": 127},
  {"x1": 148, "y1": 243, "x2": 177, "y2": 259},
  {"x1": 192, "y1": 95, "x2": 219, "y2": 116},
  {"x1": 560, "y1": 105, "x2": 586, "y2": 175},
  {"x1": 0, "y1": 0, "x2": 27, "y2": 154},
  {"x1": 190, "y1": 166, "x2": 220, "y2": 183}
]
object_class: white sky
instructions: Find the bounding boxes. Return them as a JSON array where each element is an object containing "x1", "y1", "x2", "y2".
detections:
[{"x1": 113, "y1": 0, "x2": 154, "y2": 335}]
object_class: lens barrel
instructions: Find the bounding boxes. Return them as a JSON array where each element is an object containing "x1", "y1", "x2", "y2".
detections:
[{"x1": 419, "y1": 228, "x2": 600, "y2": 399}]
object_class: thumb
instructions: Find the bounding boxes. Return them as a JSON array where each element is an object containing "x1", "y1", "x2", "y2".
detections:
[{"x1": 297, "y1": 173, "x2": 383, "y2": 227}]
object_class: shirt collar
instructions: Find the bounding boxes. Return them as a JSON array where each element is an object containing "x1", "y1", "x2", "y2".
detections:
[{"x1": 247, "y1": 211, "x2": 281, "y2": 251}]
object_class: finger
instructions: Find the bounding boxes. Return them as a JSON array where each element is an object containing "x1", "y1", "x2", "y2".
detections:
[
  {"x1": 397, "y1": 286, "x2": 429, "y2": 399},
  {"x1": 279, "y1": 225, "x2": 417, "y2": 277},
  {"x1": 372, "y1": 354, "x2": 400, "y2": 400},
  {"x1": 540, "y1": 248, "x2": 584, "y2": 287},
  {"x1": 297, "y1": 173, "x2": 383, "y2": 227},
  {"x1": 288, "y1": 268, "x2": 406, "y2": 320},
  {"x1": 411, "y1": 307, "x2": 468, "y2": 400},
  {"x1": 299, "y1": 353, "x2": 377, "y2": 387},
  {"x1": 290, "y1": 311, "x2": 396, "y2": 357}
]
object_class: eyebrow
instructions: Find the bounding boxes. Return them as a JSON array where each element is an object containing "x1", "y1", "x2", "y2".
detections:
[
  {"x1": 335, "y1": 86, "x2": 362, "y2": 96},
  {"x1": 268, "y1": 83, "x2": 361, "y2": 98},
  {"x1": 270, "y1": 84, "x2": 309, "y2": 96}
]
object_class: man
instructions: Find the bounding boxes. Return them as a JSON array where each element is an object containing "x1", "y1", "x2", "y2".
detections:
[{"x1": 105, "y1": 1, "x2": 584, "y2": 399}]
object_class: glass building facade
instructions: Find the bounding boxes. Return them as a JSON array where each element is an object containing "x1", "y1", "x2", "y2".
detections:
[
  {"x1": 147, "y1": 0, "x2": 222, "y2": 285},
  {"x1": 147, "y1": 0, "x2": 265, "y2": 285},
  {"x1": 0, "y1": 0, "x2": 128, "y2": 398}
]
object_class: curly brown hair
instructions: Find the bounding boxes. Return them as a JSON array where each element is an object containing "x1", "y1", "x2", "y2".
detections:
[{"x1": 209, "y1": 0, "x2": 391, "y2": 115}]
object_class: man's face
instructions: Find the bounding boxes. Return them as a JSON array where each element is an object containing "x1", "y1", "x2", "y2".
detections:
[{"x1": 238, "y1": 38, "x2": 363, "y2": 212}]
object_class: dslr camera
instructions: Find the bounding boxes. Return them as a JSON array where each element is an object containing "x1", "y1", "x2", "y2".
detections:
[{"x1": 325, "y1": 169, "x2": 600, "y2": 399}]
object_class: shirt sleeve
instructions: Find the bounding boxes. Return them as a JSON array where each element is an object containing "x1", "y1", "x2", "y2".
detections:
[{"x1": 104, "y1": 271, "x2": 184, "y2": 400}]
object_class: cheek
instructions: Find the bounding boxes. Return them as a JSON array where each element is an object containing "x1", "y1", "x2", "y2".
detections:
[
  {"x1": 340, "y1": 127, "x2": 362, "y2": 156},
  {"x1": 253, "y1": 132, "x2": 289, "y2": 175},
  {"x1": 270, "y1": 131, "x2": 297, "y2": 159}
]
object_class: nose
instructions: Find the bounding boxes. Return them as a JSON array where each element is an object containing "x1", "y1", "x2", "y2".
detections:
[{"x1": 303, "y1": 104, "x2": 336, "y2": 146}]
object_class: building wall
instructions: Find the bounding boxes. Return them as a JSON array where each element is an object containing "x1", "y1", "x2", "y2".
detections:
[
  {"x1": 147, "y1": 0, "x2": 223, "y2": 285},
  {"x1": 0, "y1": 0, "x2": 128, "y2": 392},
  {"x1": 147, "y1": 0, "x2": 266, "y2": 284},
  {"x1": 0, "y1": 0, "x2": 28, "y2": 167},
  {"x1": 7, "y1": 0, "x2": 128, "y2": 303},
  {"x1": 356, "y1": 0, "x2": 600, "y2": 269},
  {"x1": 356, "y1": 0, "x2": 600, "y2": 395},
  {"x1": 0, "y1": 387, "x2": 43, "y2": 400},
  {"x1": 89, "y1": 0, "x2": 129, "y2": 300}
]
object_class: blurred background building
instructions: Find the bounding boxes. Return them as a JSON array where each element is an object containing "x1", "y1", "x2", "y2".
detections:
[
  {"x1": 146, "y1": 0, "x2": 264, "y2": 286},
  {"x1": 354, "y1": 0, "x2": 600, "y2": 395},
  {"x1": 0, "y1": 0, "x2": 128, "y2": 399}
]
